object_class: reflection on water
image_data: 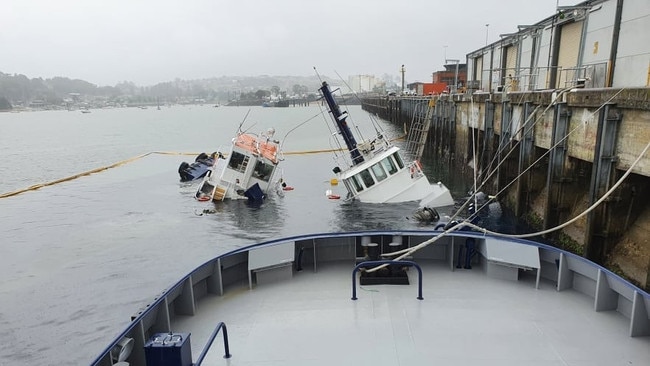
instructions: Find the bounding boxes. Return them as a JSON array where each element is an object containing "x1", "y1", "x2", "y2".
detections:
[
  {"x1": 200, "y1": 197, "x2": 286, "y2": 241},
  {"x1": 333, "y1": 200, "x2": 444, "y2": 231}
]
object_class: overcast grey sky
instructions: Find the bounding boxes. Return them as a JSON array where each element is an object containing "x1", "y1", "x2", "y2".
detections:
[{"x1": 2, "y1": 0, "x2": 564, "y2": 86}]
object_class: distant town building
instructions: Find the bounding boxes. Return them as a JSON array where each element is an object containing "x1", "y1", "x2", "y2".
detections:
[
  {"x1": 432, "y1": 64, "x2": 468, "y2": 92},
  {"x1": 348, "y1": 75, "x2": 379, "y2": 93},
  {"x1": 406, "y1": 82, "x2": 447, "y2": 96}
]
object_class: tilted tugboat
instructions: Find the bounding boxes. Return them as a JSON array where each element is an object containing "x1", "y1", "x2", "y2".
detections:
[
  {"x1": 318, "y1": 81, "x2": 453, "y2": 206},
  {"x1": 195, "y1": 127, "x2": 283, "y2": 203}
]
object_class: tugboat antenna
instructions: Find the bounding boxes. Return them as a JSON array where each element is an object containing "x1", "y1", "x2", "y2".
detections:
[{"x1": 313, "y1": 67, "x2": 323, "y2": 83}]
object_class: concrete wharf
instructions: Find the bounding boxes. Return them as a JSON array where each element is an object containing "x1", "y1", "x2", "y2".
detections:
[{"x1": 361, "y1": 88, "x2": 650, "y2": 290}]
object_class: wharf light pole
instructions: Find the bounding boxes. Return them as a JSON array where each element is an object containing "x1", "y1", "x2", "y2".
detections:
[
  {"x1": 446, "y1": 59, "x2": 460, "y2": 94},
  {"x1": 400, "y1": 64, "x2": 406, "y2": 93}
]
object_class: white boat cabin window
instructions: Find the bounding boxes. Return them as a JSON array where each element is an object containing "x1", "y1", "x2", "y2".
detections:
[
  {"x1": 253, "y1": 161, "x2": 274, "y2": 182},
  {"x1": 359, "y1": 169, "x2": 375, "y2": 188},
  {"x1": 348, "y1": 175, "x2": 364, "y2": 192},
  {"x1": 370, "y1": 163, "x2": 387, "y2": 182},
  {"x1": 228, "y1": 151, "x2": 249, "y2": 173},
  {"x1": 392, "y1": 152, "x2": 405, "y2": 169},
  {"x1": 380, "y1": 156, "x2": 398, "y2": 175}
]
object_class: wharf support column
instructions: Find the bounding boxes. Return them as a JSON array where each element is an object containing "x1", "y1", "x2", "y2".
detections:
[
  {"x1": 515, "y1": 102, "x2": 536, "y2": 217},
  {"x1": 585, "y1": 104, "x2": 622, "y2": 264},
  {"x1": 544, "y1": 102, "x2": 572, "y2": 235}
]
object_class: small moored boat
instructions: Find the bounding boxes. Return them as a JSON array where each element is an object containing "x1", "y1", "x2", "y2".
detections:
[{"x1": 178, "y1": 152, "x2": 216, "y2": 182}]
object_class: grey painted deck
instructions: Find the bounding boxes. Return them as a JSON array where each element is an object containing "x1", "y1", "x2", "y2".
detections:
[{"x1": 173, "y1": 261, "x2": 650, "y2": 366}]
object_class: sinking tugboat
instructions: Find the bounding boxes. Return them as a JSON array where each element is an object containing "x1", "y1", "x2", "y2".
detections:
[
  {"x1": 194, "y1": 127, "x2": 284, "y2": 203},
  {"x1": 318, "y1": 81, "x2": 453, "y2": 206},
  {"x1": 178, "y1": 152, "x2": 216, "y2": 182}
]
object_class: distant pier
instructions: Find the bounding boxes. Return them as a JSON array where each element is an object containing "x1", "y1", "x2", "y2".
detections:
[{"x1": 226, "y1": 94, "x2": 360, "y2": 107}]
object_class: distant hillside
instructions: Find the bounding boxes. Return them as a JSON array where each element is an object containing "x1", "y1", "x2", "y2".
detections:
[
  {"x1": 0, "y1": 72, "x2": 121, "y2": 106},
  {"x1": 0, "y1": 71, "x2": 337, "y2": 106}
]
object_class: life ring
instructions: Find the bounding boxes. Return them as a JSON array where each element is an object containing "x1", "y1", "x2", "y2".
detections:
[
  {"x1": 327, "y1": 194, "x2": 341, "y2": 200},
  {"x1": 196, "y1": 196, "x2": 211, "y2": 202}
]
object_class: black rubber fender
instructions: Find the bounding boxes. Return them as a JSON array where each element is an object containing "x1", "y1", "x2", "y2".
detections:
[
  {"x1": 178, "y1": 161, "x2": 190, "y2": 173},
  {"x1": 195, "y1": 152, "x2": 209, "y2": 162}
]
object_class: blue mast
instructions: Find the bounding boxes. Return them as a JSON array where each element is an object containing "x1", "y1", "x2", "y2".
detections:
[{"x1": 319, "y1": 81, "x2": 364, "y2": 165}]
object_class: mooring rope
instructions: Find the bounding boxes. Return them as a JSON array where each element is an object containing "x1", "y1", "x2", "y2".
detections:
[
  {"x1": 372, "y1": 138, "x2": 650, "y2": 272},
  {"x1": 370, "y1": 88, "x2": 647, "y2": 272}
]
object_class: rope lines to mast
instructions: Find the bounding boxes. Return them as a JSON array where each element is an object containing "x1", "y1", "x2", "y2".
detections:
[
  {"x1": 456, "y1": 87, "x2": 628, "y2": 226},
  {"x1": 370, "y1": 138, "x2": 650, "y2": 272},
  {"x1": 377, "y1": 87, "x2": 648, "y2": 269}
]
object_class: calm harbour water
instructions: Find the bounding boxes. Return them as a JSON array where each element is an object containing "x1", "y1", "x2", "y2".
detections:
[{"x1": 0, "y1": 105, "x2": 489, "y2": 365}]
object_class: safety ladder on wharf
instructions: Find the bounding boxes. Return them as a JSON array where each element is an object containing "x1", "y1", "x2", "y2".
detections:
[{"x1": 404, "y1": 102, "x2": 434, "y2": 161}]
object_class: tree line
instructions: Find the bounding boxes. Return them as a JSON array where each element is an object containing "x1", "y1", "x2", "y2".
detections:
[{"x1": 0, "y1": 72, "x2": 326, "y2": 110}]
